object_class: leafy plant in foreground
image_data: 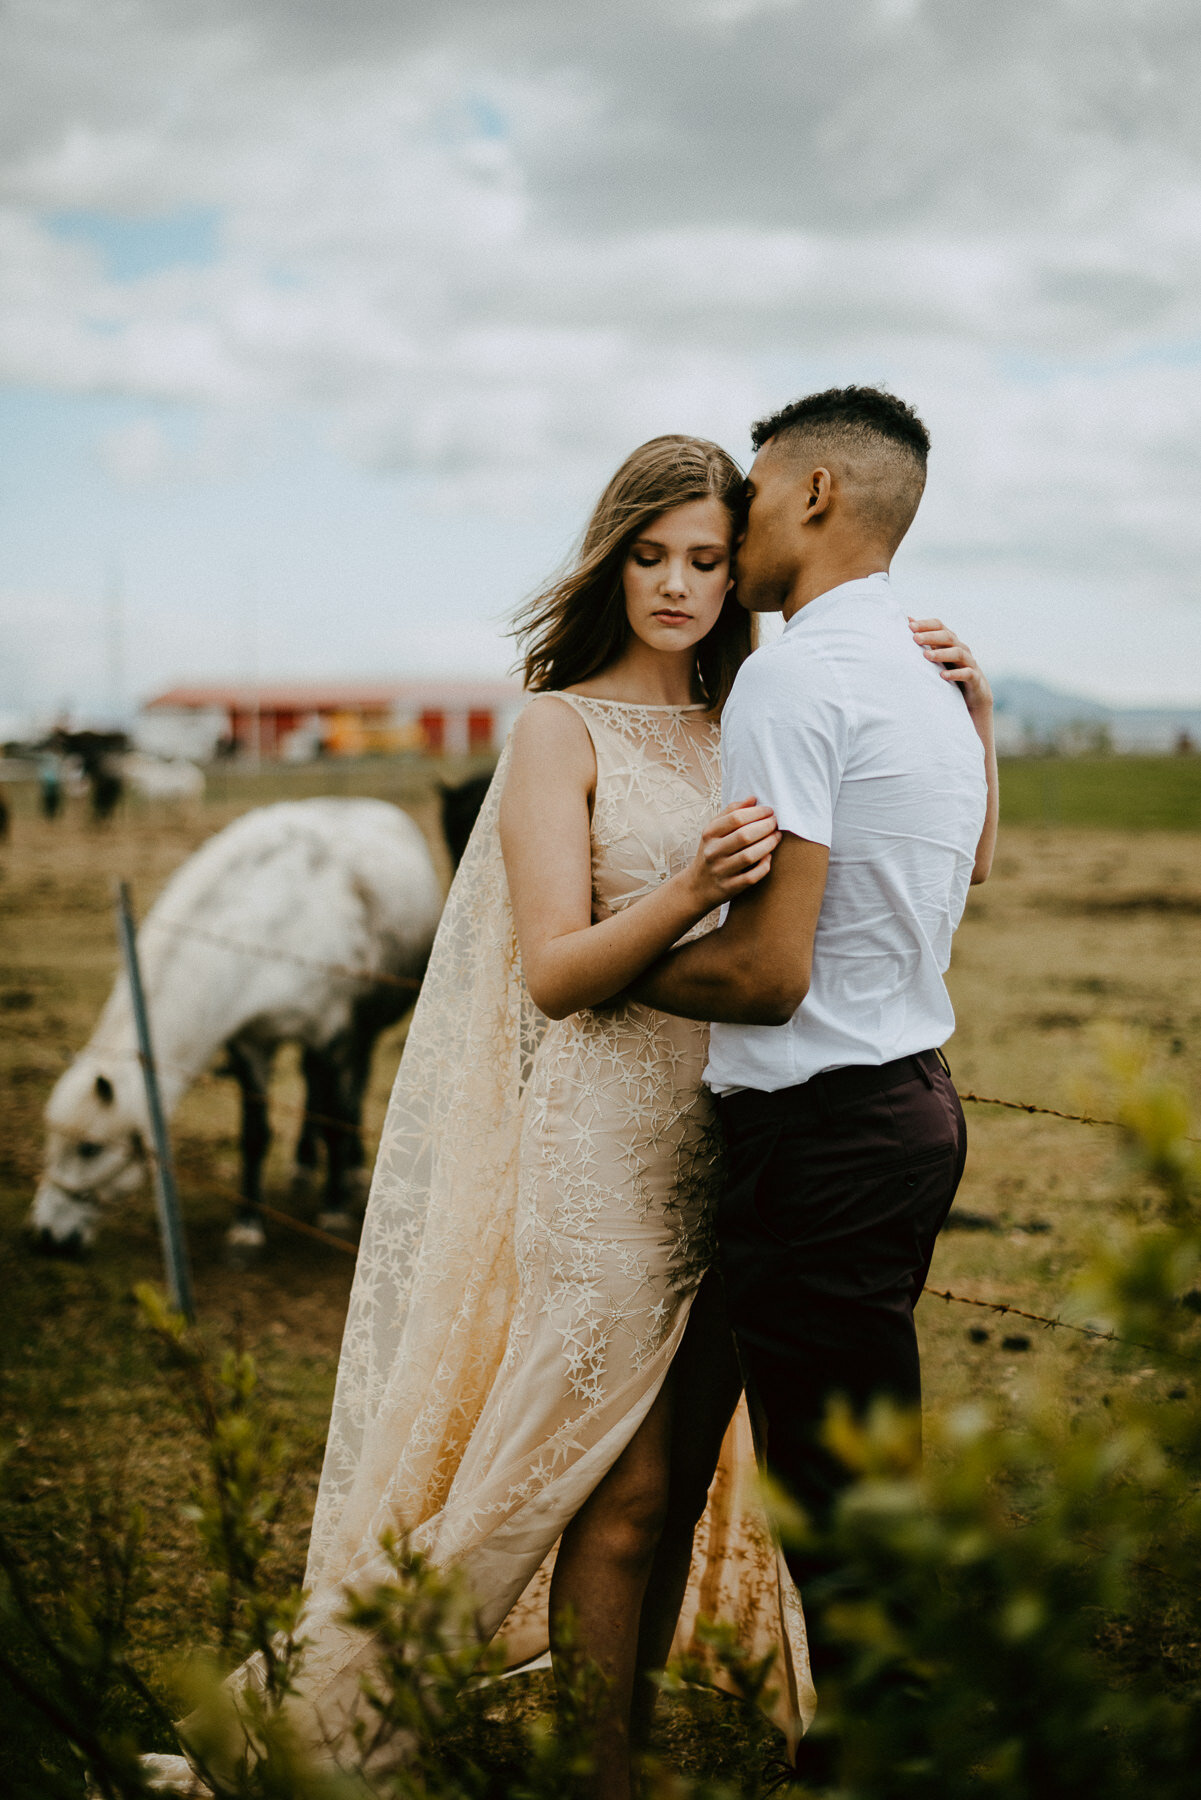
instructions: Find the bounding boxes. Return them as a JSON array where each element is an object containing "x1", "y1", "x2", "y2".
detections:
[{"x1": 780, "y1": 1034, "x2": 1201, "y2": 1797}]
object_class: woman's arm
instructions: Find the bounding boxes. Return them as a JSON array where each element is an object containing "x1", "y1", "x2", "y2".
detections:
[
  {"x1": 910, "y1": 618, "x2": 999, "y2": 884},
  {"x1": 499, "y1": 697, "x2": 780, "y2": 1019}
]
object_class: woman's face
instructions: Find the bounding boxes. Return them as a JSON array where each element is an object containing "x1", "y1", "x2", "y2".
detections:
[{"x1": 621, "y1": 497, "x2": 733, "y2": 656}]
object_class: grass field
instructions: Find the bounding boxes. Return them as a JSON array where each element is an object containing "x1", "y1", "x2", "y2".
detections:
[
  {"x1": 0, "y1": 757, "x2": 1199, "y2": 1785},
  {"x1": 996, "y1": 753, "x2": 1201, "y2": 829}
]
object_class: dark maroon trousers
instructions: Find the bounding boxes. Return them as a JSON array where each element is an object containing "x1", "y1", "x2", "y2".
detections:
[{"x1": 716, "y1": 1049, "x2": 966, "y2": 1673}]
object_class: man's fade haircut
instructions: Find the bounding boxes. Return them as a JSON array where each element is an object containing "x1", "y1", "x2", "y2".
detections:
[{"x1": 750, "y1": 385, "x2": 930, "y2": 552}]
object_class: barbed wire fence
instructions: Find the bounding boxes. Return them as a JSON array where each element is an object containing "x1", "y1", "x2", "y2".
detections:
[{"x1": 6, "y1": 905, "x2": 1197, "y2": 1354}]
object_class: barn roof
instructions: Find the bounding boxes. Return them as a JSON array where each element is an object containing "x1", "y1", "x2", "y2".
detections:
[{"x1": 145, "y1": 679, "x2": 524, "y2": 712}]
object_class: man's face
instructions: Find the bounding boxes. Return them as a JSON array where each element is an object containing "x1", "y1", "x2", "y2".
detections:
[{"x1": 734, "y1": 441, "x2": 802, "y2": 613}]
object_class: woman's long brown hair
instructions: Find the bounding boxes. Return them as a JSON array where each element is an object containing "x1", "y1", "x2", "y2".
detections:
[{"x1": 512, "y1": 435, "x2": 752, "y2": 714}]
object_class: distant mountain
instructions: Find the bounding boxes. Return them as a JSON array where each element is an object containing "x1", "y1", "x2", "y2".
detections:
[{"x1": 991, "y1": 677, "x2": 1201, "y2": 752}]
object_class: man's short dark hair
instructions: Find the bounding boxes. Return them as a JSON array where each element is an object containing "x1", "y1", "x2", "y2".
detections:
[
  {"x1": 750, "y1": 386, "x2": 930, "y2": 550},
  {"x1": 751, "y1": 386, "x2": 930, "y2": 462}
]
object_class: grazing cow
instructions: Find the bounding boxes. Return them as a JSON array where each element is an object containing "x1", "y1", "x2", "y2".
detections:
[{"x1": 29, "y1": 798, "x2": 443, "y2": 1257}]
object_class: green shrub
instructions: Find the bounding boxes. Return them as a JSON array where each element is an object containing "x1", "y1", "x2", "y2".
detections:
[{"x1": 784, "y1": 1033, "x2": 1201, "y2": 1796}]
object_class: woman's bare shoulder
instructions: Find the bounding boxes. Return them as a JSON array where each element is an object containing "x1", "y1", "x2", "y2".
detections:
[{"x1": 507, "y1": 693, "x2": 596, "y2": 784}]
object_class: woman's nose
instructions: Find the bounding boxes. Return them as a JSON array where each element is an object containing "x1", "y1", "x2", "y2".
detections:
[{"x1": 661, "y1": 560, "x2": 688, "y2": 596}]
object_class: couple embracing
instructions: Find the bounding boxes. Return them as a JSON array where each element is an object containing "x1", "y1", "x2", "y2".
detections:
[{"x1": 177, "y1": 386, "x2": 997, "y2": 1797}]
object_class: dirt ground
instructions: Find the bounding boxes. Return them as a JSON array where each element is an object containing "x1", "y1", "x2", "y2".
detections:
[{"x1": 1, "y1": 771, "x2": 1199, "y2": 1760}]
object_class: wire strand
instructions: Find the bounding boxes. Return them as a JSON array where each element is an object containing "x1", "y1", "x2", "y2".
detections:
[
  {"x1": 959, "y1": 1089, "x2": 1201, "y2": 1144},
  {"x1": 921, "y1": 1284, "x2": 1153, "y2": 1351}
]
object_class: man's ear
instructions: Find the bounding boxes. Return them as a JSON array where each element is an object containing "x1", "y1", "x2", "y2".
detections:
[{"x1": 802, "y1": 467, "x2": 832, "y2": 523}]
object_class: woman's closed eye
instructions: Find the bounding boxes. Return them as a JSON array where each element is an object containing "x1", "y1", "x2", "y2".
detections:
[{"x1": 631, "y1": 553, "x2": 723, "y2": 572}]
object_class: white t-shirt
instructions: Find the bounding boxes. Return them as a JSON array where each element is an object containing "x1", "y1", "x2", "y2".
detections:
[{"x1": 705, "y1": 573, "x2": 987, "y2": 1095}]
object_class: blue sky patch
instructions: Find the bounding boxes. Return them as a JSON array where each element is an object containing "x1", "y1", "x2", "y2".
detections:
[{"x1": 44, "y1": 207, "x2": 222, "y2": 281}]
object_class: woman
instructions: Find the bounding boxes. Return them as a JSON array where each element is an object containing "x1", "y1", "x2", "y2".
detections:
[{"x1": 155, "y1": 435, "x2": 993, "y2": 1800}]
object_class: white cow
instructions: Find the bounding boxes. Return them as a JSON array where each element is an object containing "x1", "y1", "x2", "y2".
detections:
[
  {"x1": 30, "y1": 797, "x2": 444, "y2": 1256},
  {"x1": 123, "y1": 752, "x2": 206, "y2": 802}
]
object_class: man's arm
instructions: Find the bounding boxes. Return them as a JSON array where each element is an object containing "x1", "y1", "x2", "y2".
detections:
[{"x1": 629, "y1": 832, "x2": 829, "y2": 1025}]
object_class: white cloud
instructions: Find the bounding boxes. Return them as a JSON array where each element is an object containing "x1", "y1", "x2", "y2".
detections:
[
  {"x1": 97, "y1": 416, "x2": 173, "y2": 483},
  {"x1": 0, "y1": 0, "x2": 1199, "y2": 695}
]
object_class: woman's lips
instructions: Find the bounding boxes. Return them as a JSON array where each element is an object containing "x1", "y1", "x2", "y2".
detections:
[{"x1": 653, "y1": 610, "x2": 691, "y2": 623}]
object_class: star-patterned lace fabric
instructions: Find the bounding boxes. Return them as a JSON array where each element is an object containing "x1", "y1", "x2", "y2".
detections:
[{"x1": 223, "y1": 693, "x2": 812, "y2": 1765}]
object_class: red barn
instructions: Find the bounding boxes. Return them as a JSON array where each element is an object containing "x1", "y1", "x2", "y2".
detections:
[{"x1": 139, "y1": 679, "x2": 524, "y2": 761}]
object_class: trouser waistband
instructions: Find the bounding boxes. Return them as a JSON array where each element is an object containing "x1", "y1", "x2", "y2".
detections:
[{"x1": 717, "y1": 1047, "x2": 949, "y2": 1125}]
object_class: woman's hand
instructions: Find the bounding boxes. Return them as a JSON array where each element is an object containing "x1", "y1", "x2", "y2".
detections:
[
  {"x1": 685, "y1": 798, "x2": 781, "y2": 913},
  {"x1": 910, "y1": 617, "x2": 993, "y2": 719},
  {"x1": 910, "y1": 616, "x2": 999, "y2": 885}
]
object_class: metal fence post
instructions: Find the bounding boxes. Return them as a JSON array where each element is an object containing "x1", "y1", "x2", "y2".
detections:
[{"x1": 114, "y1": 880, "x2": 196, "y2": 1322}]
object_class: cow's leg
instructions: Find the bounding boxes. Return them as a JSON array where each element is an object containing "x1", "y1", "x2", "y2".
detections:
[
  {"x1": 289, "y1": 1048, "x2": 324, "y2": 1213},
  {"x1": 303, "y1": 1039, "x2": 356, "y2": 1236},
  {"x1": 225, "y1": 1039, "x2": 273, "y2": 1259},
  {"x1": 312, "y1": 1012, "x2": 380, "y2": 1235}
]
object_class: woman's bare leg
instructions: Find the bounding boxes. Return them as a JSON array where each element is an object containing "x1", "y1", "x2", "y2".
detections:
[
  {"x1": 630, "y1": 1271, "x2": 743, "y2": 1750},
  {"x1": 549, "y1": 1379, "x2": 675, "y2": 1800}
]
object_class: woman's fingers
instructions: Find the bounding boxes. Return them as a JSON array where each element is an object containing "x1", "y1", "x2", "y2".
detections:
[
  {"x1": 727, "y1": 846, "x2": 777, "y2": 890},
  {"x1": 911, "y1": 619, "x2": 975, "y2": 667},
  {"x1": 703, "y1": 805, "x2": 777, "y2": 849},
  {"x1": 917, "y1": 632, "x2": 960, "y2": 653},
  {"x1": 733, "y1": 829, "x2": 782, "y2": 865},
  {"x1": 694, "y1": 800, "x2": 781, "y2": 902},
  {"x1": 706, "y1": 800, "x2": 774, "y2": 835},
  {"x1": 706, "y1": 823, "x2": 778, "y2": 873},
  {"x1": 742, "y1": 854, "x2": 774, "y2": 884},
  {"x1": 712, "y1": 829, "x2": 782, "y2": 880},
  {"x1": 910, "y1": 616, "x2": 991, "y2": 711}
]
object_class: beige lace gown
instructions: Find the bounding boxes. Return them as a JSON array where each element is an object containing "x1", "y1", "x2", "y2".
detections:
[{"x1": 247, "y1": 695, "x2": 813, "y2": 1757}]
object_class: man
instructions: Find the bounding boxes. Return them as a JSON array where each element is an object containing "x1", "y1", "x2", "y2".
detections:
[{"x1": 631, "y1": 385, "x2": 995, "y2": 1716}]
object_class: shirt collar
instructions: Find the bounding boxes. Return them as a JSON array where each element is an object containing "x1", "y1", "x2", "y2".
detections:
[{"x1": 781, "y1": 570, "x2": 891, "y2": 636}]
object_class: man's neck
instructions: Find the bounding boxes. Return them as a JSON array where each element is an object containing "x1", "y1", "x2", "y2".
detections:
[{"x1": 781, "y1": 552, "x2": 890, "y2": 623}]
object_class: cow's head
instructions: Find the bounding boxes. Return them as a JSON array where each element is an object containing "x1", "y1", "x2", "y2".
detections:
[{"x1": 29, "y1": 1059, "x2": 149, "y2": 1252}]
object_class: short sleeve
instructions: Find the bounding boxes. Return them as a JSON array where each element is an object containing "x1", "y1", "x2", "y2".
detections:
[{"x1": 720, "y1": 644, "x2": 851, "y2": 849}]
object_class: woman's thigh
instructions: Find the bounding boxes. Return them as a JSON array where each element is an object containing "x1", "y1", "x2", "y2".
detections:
[
  {"x1": 557, "y1": 1271, "x2": 742, "y2": 1556},
  {"x1": 556, "y1": 1374, "x2": 676, "y2": 1560}
]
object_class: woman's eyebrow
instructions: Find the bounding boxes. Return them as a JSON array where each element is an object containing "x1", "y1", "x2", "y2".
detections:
[{"x1": 631, "y1": 537, "x2": 727, "y2": 552}]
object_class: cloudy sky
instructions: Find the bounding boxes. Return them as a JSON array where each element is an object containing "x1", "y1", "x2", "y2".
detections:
[{"x1": 2, "y1": 0, "x2": 1200, "y2": 725}]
